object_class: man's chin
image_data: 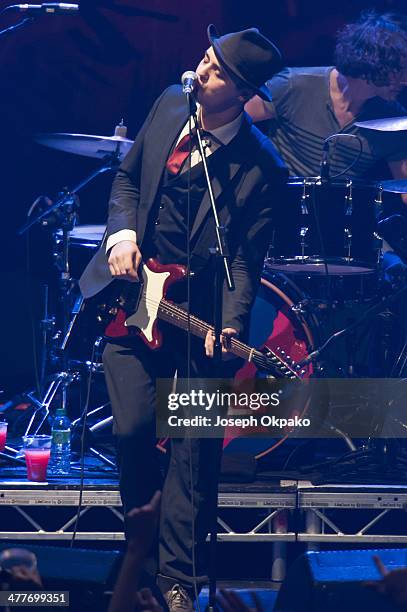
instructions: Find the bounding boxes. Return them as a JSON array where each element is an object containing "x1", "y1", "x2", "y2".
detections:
[{"x1": 195, "y1": 89, "x2": 205, "y2": 105}]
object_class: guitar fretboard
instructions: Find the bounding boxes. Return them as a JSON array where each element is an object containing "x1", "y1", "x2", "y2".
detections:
[{"x1": 158, "y1": 298, "x2": 299, "y2": 378}]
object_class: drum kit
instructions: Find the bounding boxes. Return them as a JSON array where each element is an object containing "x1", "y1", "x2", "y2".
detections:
[{"x1": 4, "y1": 115, "x2": 407, "y2": 474}]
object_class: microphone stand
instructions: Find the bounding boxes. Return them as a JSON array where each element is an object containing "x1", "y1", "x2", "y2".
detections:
[{"x1": 187, "y1": 92, "x2": 234, "y2": 612}]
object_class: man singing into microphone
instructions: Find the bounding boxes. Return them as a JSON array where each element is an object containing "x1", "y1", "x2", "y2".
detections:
[{"x1": 80, "y1": 25, "x2": 285, "y2": 611}]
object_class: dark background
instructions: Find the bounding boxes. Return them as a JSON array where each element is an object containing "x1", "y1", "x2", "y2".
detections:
[{"x1": 0, "y1": 0, "x2": 406, "y2": 396}]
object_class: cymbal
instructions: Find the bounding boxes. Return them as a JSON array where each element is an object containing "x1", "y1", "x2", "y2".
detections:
[
  {"x1": 380, "y1": 179, "x2": 407, "y2": 194},
  {"x1": 35, "y1": 132, "x2": 134, "y2": 159},
  {"x1": 355, "y1": 116, "x2": 407, "y2": 131}
]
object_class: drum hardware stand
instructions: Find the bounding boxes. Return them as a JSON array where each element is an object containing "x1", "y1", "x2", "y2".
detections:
[
  {"x1": 18, "y1": 147, "x2": 123, "y2": 236},
  {"x1": 12, "y1": 143, "x2": 124, "y2": 448},
  {"x1": 291, "y1": 298, "x2": 312, "y2": 319},
  {"x1": 344, "y1": 315, "x2": 357, "y2": 377},
  {"x1": 39, "y1": 284, "x2": 56, "y2": 397},
  {"x1": 71, "y1": 404, "x2": 116, "y2": 469},
  {"x1": 374, "y1": 185, "x2": 384, "y2": 219},
  {"x1": 374, "y1": 233, "x2": 384, "y2": 267},
  {"x1": 344, "y1": 179, "x2": 353, "y2": 216},
  {"x1": 344, "y1": 228, "x2": 352, "y2": 260},
  {"x1": 300, "y1": 180, "x2": 309, "y2": 214},
  {"x1": 299, "y1": 226, "x2": 308, "y2": 259}
]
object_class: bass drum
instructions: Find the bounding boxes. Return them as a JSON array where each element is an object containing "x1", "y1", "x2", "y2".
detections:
[{"x1": 223, "y1": 269, "x2": 319, "y2": 460}]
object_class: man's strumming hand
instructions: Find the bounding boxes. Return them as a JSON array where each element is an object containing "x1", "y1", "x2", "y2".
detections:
[{"x1": 108, "y1": 240, "x2": 142, "y2": 281}]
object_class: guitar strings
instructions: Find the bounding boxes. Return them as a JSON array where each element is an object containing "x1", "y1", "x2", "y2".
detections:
[
  {"x1": 121, "y1": 292, "x2": 299, "y2": 377},
  {"x1": 130, "y1": 294, "x2": 296, "y2": 375}
]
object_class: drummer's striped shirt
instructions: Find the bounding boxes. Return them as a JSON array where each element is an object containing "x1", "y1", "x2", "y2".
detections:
[{"x1": 261, "y1": 67, "x2": 406, "y2": 180}]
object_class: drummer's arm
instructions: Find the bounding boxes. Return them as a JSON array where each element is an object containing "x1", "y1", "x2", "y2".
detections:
[
  {"x1": 244, "y1": 95, "x2": 276, "y2": 121},
  {"x1": 388, "y1": 159, "x2": 407, "y2": 205}
]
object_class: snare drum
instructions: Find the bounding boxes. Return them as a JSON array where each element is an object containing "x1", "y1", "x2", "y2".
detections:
[
  {"x1": 61, "y1": 224, "x2": 106, "y2": 248},
  {"x1": 56, "y1": 224, "x2": 106, "y2": 278}
]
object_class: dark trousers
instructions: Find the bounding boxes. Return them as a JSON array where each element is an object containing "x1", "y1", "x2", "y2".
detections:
[{"x1": 103, "y1": 326, "x2": 237, "y2": 591}]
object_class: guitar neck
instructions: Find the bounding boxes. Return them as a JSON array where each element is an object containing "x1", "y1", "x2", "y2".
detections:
[
  {"x1": 158, "y1": 299, "x2": 298, "y2": 377},
  {"x1": 158, "y1": 299, "x2": 250, "y2": 357}
]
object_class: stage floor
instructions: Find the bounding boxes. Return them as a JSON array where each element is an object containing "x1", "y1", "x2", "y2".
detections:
[{"x1": 0, "y1": 467, "x2": 406, "y2": 545}]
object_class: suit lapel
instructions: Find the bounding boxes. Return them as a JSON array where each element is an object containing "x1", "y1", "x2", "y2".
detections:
[{"x1": 143, "y1": 99, "x2": 190, "y2": 215}]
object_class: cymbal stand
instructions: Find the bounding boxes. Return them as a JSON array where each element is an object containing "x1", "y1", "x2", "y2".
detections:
[{"x1": 16, "y1": 149, "x2": 123, "y2": 439}]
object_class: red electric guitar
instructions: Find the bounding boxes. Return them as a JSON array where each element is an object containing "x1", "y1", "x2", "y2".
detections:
[{"x1": 92, "y1": 258, "x2": 306, "y2": 380}]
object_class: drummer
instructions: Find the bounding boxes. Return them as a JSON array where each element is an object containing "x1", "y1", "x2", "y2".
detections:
[
  {"x1": 245, "y1": 11, "x2": 407, "y2": 200},
  {"x1": 245, "y1": 10, "x2": 407, "y2": 282}
]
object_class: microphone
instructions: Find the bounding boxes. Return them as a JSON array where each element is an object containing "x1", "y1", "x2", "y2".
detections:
[
  {"x1": 320, "y1": 139, "x2": 330, "y2": 183},
  {"x1": 181, "y1": 70, "x2": 198, "y2": 95},
  {"x1": 5, "y1": 3, "x2": 79, "y2": 14}
]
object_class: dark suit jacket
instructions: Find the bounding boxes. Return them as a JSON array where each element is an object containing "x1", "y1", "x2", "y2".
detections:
[{"x1": 79, "y1": 85, "x2": 287, "y2": 335}]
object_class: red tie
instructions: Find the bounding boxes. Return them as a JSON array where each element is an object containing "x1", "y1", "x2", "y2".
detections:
[{"x1": 166, "y1": 132, "x2": 195, "y2": 175}]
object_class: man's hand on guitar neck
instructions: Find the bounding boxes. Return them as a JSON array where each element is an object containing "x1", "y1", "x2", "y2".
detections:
[
  {"x1": 205, "y1": 327, "x2": 238, "y2": 360},
  {"x1": 108, "y1": 240, "x2": 142, "y2": 282}
]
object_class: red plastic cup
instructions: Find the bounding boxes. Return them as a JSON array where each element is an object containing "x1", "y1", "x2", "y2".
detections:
[
  {"x1": 0, "y1": 421, "x2": 7, "y2": 451},
  {"x1": 22, "y1": 435, "x2": 52, "y2": 482}
]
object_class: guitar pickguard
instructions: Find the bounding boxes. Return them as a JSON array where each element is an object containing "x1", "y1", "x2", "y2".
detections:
[{"x1": 124, "y1": 265, "x2": 170, "y2": 342}]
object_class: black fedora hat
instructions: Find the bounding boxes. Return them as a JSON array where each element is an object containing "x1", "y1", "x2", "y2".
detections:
[{"x1": 207, "y1": 25, "x2": 282, "y2": 101}]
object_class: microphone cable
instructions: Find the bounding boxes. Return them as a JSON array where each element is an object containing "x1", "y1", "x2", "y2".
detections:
[{"x1": 324, "y1": 133, "x2": 363, "y2": 180}]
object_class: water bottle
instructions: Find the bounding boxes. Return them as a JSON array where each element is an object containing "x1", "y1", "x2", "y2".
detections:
[{"x1": 50, "y1": 406, "x2": 71, "y2": 475}]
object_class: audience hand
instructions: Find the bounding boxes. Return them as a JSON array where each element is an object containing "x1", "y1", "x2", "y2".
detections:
[
  {"x1": 216, "y1": 588, "x2": 264, "y2": 612},
  {"x1": 5, "y1": 564, "x2": 43, "y2": 589},
  {"x1": 365, "y1": 555, "x2": 407, "y2": 607},
  {"x1": 108, "y1": 491, "x2": 162, "y2": 612},
  {"x1": 125, "y1": 490, "x2": 161, "y2": 557},
  {"x1": 134, "y1": 587, "x2": 163, "y2": 611}
]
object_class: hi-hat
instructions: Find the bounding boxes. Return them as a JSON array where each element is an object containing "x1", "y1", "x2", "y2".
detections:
[
  {"x1": 355, "y1": 116, "x2": 407, "y2": 131},
  {"x1": 35, "y1": 132, "x2": 134, "y2": 160}
]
